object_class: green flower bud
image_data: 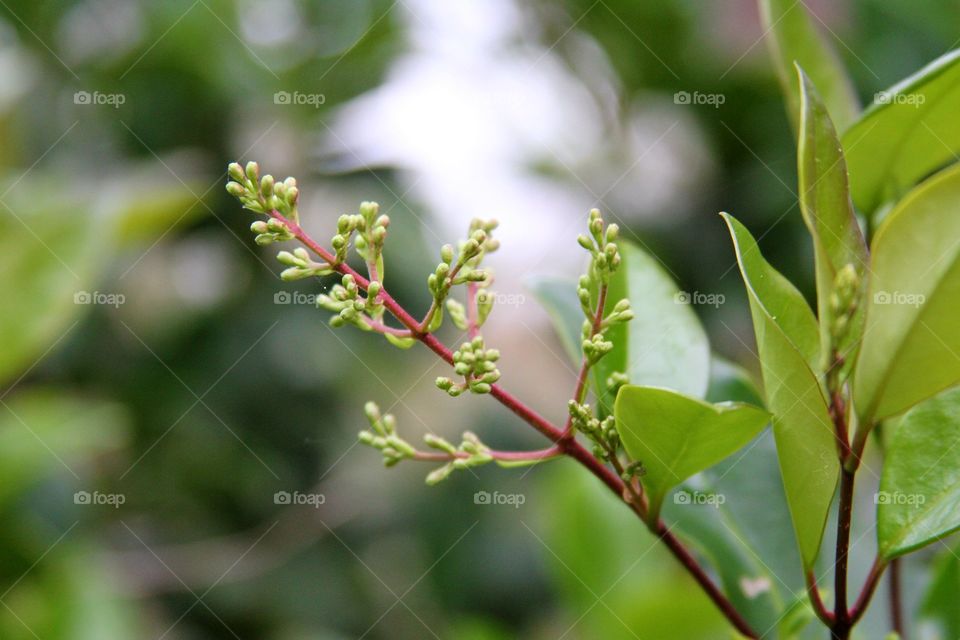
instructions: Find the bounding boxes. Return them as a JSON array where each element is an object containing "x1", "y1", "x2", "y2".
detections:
[
  {"x1": 228, "y1": 162, "x2": 245, "y2": 182},
  {"x1": 250, "y1": 220, "x2": 269, "y2": 234},
  {"x1": 260, "y1": 174, "x2": 275, "y2": 196},
  {"x1": 245, "y1": 161, "x2": 260, "y2": 182},
  {"x1": 440, "y1": 244, "x2": 454, "y2": 264},
  {"x1": 226, "y1": 181, "x2": 246, "y2": 197}
]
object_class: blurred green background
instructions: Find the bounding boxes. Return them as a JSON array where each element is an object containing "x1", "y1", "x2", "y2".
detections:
[{"x1": 0, "y1": 0, "x2": 957, "y2": 638}]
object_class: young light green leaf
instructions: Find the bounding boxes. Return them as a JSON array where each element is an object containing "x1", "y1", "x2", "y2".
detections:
[
  {"x1": 877, "y1": 387, "x2": 960, "y2": 559},
  {"x1": 843, "y1": 49, "x2": 960, "y2": 216},
  {"x1": 853, "y1": 163, "x2": 960, "y2": 424},
  {"x1": 614, "y1": 385, "x2": 769, "y2": 522},
  {"x1": 596, "y1": 240, "x2": 710, "y2": 410},
  {"x1": 759, "y1": 0, "x2": 859, "y2": 132},
  {"x1": 723, "y1": 213, "x2": 838, "y2": 568},
  {"x1": 797, "y1": 65, "x2": 868, "y2": 372},
  {"x1": 526, "y1": 275, "x2": 583, "y2": 365}
]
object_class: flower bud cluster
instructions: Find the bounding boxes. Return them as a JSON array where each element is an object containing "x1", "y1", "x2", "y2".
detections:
[{"x1": 436, "y1": 336, "x2": 501, "y2": 396}]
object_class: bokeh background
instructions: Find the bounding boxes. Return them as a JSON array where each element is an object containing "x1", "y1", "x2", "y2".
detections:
[{"x1": 0, "y1": 0, "x2": 958, "y2": 638}]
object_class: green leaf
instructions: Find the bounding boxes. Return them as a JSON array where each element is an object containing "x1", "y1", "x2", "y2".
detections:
[
  {"x1": 877, "y1": 386, "x2": 960, "y2": 559},
  {"x1": 706, "y1": 357, "x2": 764, "y2": 406},
  {"x1": 796, "y1": 65, "x2": 869, "y2": 372},
  {"x1": 0, "y1": 389, "x2": 129, "y2": 508},
  {"x1": 615, "y1": 385, "x2": 769, "y2": 521},
  {"x1": 921, "y1": 542, "x2": 960, "y2": 638},
  {"x1": 664, "y1": 474, "x2": 783, "y2": 633},
  {"x1": 526, "y1": 275, "x2": 583, "y2": 365},
  {"x1": 723, "y1": 213, "x2": 838, "y2": 568},
  {"x1": 853, "y1": 163, "x2": 960, "y2": 424},
  {"x1": 759, "y1": 0, "x2": 859, "y2": 132},
  {"x1": 596, "y1": 240, "x2": 710, "y2": 410},
  {"x1": 0, "y1": 186, "x2": 107, "y2": 387},
  {"x1": 843, "y1": 49, "x2": 960, "y2": 216}
]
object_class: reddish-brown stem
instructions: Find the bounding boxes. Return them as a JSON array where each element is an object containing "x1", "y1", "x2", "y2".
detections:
[
  {"x1": 833, "y1": 466, "x2": 855, "y2": 631},
  {"x1": 267, "y1": 209, "x2": 758, "y2": 639},
  {"x1": 849, "y1": 557, "x2": 887, "y2": 626},
  {"x1": 413, "y1": 444, "x2": 562, "y2": 463},
  {"x1": 561, "y1": 284, "x2": 607, "y2": 439},
  {"x1": 888, "y1": 558, "x2": 905, "y2": 637},
  {"x1": 806, "y1": 571, "x2": 836, "y2": 626},
  {"x1": 364, "y1": 317, "x2": 413, "y2": 338}
]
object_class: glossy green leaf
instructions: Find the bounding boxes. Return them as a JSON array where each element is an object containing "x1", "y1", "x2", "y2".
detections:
[
  {"x1": 723, "y1": 213, "x2": 838, "y2": 568},
  {"x1": 853, "y1": 163, "x2": 960, "y2": 424},
  {"x1": 615, "y1": 385, "x2": 769, "y2": 521},
  {"x1": 526, "y1": 275, "x2": 583, "y2": 365},
  {"x1": 844, "y1": 49, "x2": 960, "y2": 215},
  {"x1": 759, "y1": 0, "x2": 859, "y2": 132},
  {"x1": 796, "y1": 65, "x2": 868, "y2": 371},
  {"x1": 596, "y1": 240, "x2": 710, "y2": 410},
  {"x1": 877, "y1": 387, "x2": 960, "y2": 559}
]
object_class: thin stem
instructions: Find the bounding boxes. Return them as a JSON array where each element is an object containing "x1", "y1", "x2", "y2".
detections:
[
  {"x1": 888, "y1": 558, "x2": 905, "y2": 638},
  {"x1": 412, "y1": 444, "x2": 562, "y2": 463},
  {"x1": 267, "y1": 209, "x2": 758, "y2": 639},
  {"x1": 833, "y1": 466, "x2": 856, "y2": 633},
  {"x1": 561, "y1": 283, "x2": 608, "y2": 439},
  {"x1": 364, "y1": 317, "x2": 413, "y2": 338},
  {"x1": 806, "y1": 571, "x2": 836, "y2": 626},
  {"x1": 849, "y1": 557, "x2": 887, "y2": 626}
]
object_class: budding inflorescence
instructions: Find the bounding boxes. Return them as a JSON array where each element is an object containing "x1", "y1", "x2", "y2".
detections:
[
  {"x1": 829, "y1": 263, "x2": 861, "y2": 346},
  {"x1": 422, "y1": 431, "x2": 494, "y2": 485},
  {"x1": 227, "y1": 162, "x2": 300, "y2": 245},
  {"x1": 578, "y1": 208, "x2": 621, "y2": 285},
  {"x1": 436, "y1": 336, "x2": 501, "y2": 396},
  {"x1": 358, "y1": 402, "x2": 415, "y2": 467}
]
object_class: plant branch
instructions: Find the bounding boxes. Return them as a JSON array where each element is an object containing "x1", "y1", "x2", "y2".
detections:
[
  {"x1": 412, "y1": 445, "x2": 562, "y2": 463},
  {"x1": 562, "y1": 284, "x2": 608, "y2": 439},
  {"x1": 849, "y1": 557, "x2": 887, "y2": 626},
  {"x1": 888, "y1": 557, "x2": 905, "y2": 638},
  {"x1": 266, "y1": 209, "x2": 758, "y2": 639},
  {"x1": 806, "y1": 570, "x2": 836, "y2": 626}
]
